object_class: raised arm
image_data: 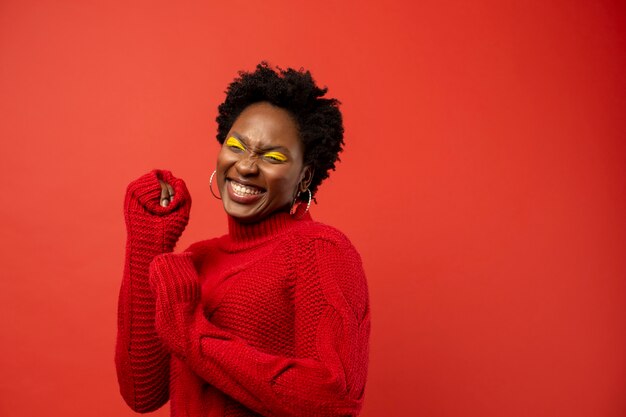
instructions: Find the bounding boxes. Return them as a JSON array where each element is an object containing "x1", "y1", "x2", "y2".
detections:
[
  {"x1": 115, "y1": 169, "x2": 191, "y2": 412},
  {"x1": 149, "y1": 234, "x2": 370, "y2": 417}
]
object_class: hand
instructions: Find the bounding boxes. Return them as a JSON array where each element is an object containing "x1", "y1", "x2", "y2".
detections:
[
  {"x1": 125, "y1": 169, "x2": 191, "y2": 216},
  {"x1": 159, "y1": 180, "x2": 175, "y2": 207},
  {"x1": 124, "y1": 170, "x2": 192, "y2": 249}
]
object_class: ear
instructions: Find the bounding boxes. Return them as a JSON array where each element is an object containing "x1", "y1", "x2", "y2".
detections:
[{"x1": 299, "y1": 165, "x2": 314, "y2": 192}]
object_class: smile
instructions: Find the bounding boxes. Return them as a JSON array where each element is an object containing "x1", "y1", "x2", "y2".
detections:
[
  {"x1": 230, "y1": 180, "x2": 264, "y2": 196},
  {"x1": 226, "y1": 179, "x2": 266, "y2": 204}
]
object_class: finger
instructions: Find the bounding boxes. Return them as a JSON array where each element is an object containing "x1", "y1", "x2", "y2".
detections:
[
  {"x1": 167, "y1": 183, "x2": 175, "y2": 200},
  {"x1": 159, "y1": 180, "x2": 170, "y2": 207}
]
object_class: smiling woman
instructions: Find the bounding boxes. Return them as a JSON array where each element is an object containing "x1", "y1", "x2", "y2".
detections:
[
  {"x1": 115, "y1": 63, "x2": 370, "y2": 417},
  {"x1": 217, "y1": 102, "x2": 311, "y2": 223}
]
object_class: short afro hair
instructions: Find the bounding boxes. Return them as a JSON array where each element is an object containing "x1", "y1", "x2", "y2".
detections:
[{"x1": 216, "y1": 62, "x2": 344, "y2": 199}]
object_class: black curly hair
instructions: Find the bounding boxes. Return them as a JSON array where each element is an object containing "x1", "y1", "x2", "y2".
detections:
[{"x1": 216, "y1": 62, "x2": 344, "y2": 200}]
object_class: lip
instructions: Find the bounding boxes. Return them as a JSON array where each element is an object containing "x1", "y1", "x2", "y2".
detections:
[{"x1": 226, "y1": 179, "x2": 266, "y2": 204}]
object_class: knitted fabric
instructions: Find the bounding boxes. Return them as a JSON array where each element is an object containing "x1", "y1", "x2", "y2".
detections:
[{"x1": 115, "y1": 170, "x2": 370, "y2": 417}]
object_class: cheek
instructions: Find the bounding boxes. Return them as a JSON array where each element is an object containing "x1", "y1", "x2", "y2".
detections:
[
  {"x1": 216, "y1": 149, "x2": 233, "y2": 187},
  {"x1": 269, "y1": 166, "x2": 301, "y2": 196},
  {"x1": 216, "y1": 149, "x2": 236, "y2": 171}
]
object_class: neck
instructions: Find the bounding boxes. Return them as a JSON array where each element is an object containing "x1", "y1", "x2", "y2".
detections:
[{"x1": 227, "y1": 210, "x2": 312, "y2": 244}]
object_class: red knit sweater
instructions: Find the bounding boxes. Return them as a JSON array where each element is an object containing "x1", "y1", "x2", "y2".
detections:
[{"x1": 115, "y1": 170, "x2": 370, "y2": 417}]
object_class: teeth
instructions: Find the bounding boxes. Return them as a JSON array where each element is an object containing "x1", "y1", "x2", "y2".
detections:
[{"x1": 231, "y1": 181, "x2": 263, "y2": 196}]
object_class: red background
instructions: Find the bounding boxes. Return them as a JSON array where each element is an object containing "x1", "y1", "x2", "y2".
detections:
[{"x1": 1, "y1": 1, "x2": 625, "y2": 416}]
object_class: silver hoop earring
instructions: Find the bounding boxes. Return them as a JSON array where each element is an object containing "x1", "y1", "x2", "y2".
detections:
[
  {"x1": 209, "y1": 170, "x2": 222, "y2": 200},
  {"x1": 290, "y1": 189, "x2": 311, "y2": 218}
]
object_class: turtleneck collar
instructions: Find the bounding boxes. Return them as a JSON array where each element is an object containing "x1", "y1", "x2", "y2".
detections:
[{"x1": 223, "y1": 210, "x2": 312, "y2": 251}]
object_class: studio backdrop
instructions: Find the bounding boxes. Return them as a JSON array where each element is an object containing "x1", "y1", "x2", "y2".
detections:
[{"x1": 1, "y1": 1, "x2": 625, "y2": 416}]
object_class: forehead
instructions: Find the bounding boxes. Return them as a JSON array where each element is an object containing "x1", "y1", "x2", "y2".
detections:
[{"x1": 229, "y1": 102, "x2": 302, "y2": 150}]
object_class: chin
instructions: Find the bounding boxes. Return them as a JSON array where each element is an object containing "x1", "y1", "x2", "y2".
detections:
[
  {"x1": 224, "y1": 202, "x2": 263, "y2": 223},
  {"x1": 230, "y1": 213, "x2": 260, "y2": 224},
  {"x1": 225, "y1": 201, "x2": 290, "y2": 224}
]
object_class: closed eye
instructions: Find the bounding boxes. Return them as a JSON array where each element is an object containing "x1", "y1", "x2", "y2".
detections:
[
  {"x1": 263, "y1": 151, "x2": 288, "y2": 162},
  {"x1": 226, "y1": 136, "x2": 245, "y2": 151}
]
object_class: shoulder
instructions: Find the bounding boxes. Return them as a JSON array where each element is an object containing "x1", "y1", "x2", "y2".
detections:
[
  {"x1": 284, "y1": 220, "x2": 363, "y2": 271},
  {"x1": 287, "y1": 219, "x2": 369, "y2": 320},
  {"x1": 288, "y1": 219, "x2": 360, "y2": 255}
]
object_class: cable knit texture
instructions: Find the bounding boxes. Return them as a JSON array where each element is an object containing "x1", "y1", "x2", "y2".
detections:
[{"x1": 116, "y1": 170, "x2": 370, "y2": 417}]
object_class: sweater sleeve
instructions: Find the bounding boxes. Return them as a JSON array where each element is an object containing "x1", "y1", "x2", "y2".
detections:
[
  {"x1": 149, "y1": 235, "x2": 370, "y2": 417},
  {"x1": 115, "y1": 169, "x2": 191, "y2": 412}
]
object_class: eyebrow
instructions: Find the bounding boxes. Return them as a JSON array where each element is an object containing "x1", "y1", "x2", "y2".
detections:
[{"x1": 230, "y1": 132, "x2": 290, "y2": 153}]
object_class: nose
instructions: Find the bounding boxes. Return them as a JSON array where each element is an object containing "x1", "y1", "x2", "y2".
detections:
[{"x1": 235, "y1": 154, "x2": 259, "y2": 176}]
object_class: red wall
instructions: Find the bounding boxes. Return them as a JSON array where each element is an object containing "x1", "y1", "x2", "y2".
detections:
[{"x1": 1, "y1": 1, "x2": 625, "y2": 416}]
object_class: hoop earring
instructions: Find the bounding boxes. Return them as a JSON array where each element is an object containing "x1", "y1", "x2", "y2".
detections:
[
  {"x1": 209, "y1": 170, "x2": 222, "y2": 200},
  {"x1": 290, "y1": 188, "x2": 311, "y2": 218}
]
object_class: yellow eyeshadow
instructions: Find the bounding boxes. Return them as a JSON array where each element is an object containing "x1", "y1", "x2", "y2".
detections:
[
  {"x1": 264, "y1": 151, "x2": 287, "y2": 162},
  {"x1": 226, "y1": 136, "x2": 244, "y2": 150}
]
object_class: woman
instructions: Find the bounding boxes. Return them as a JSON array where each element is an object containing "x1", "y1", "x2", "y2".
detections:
[{"x1": 115, "y1": 63, "x2": 370, "y2": 417}]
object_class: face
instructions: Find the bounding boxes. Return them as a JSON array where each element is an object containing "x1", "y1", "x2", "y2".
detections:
[{"x1": 216, "y1": 101, "x2": 312, "y2": 223}]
